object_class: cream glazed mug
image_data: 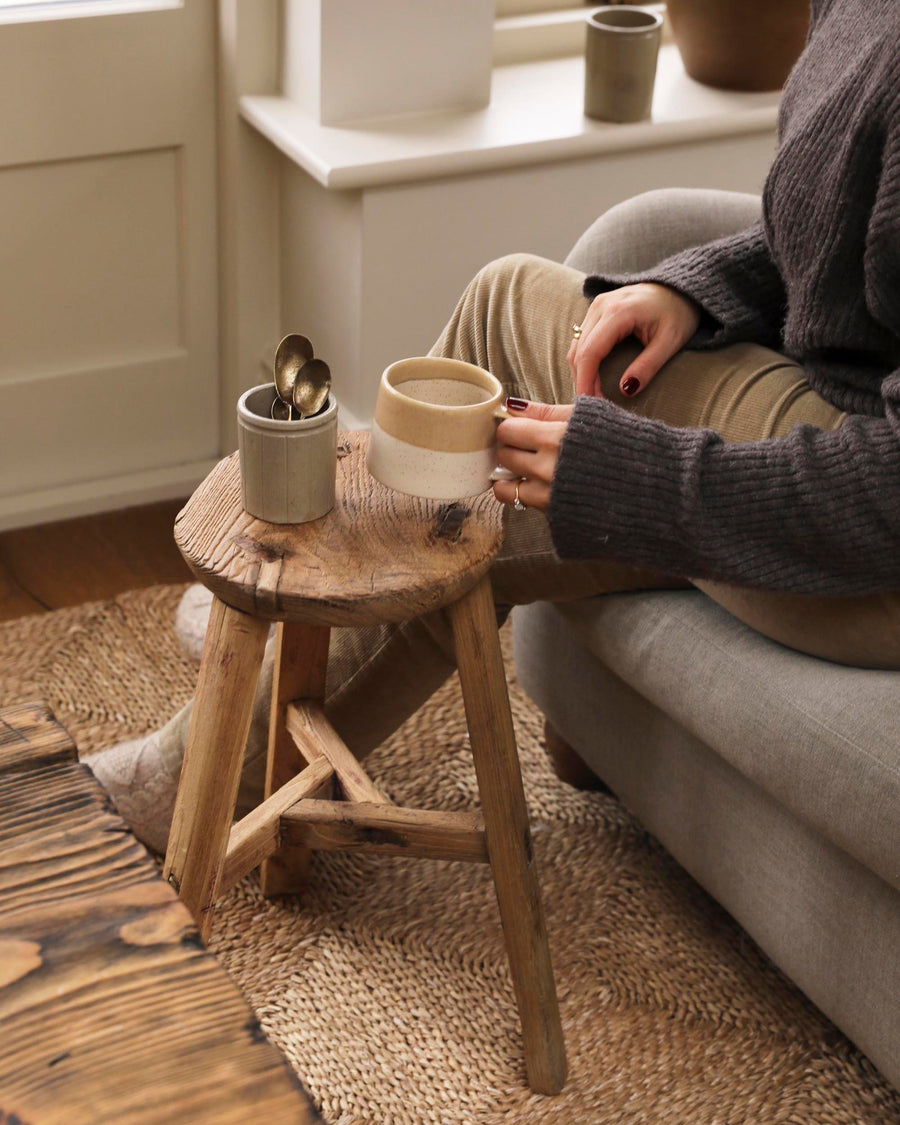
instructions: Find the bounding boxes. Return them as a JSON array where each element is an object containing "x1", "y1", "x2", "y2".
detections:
[{"x1": 366, "y1": 357, "x2": 511, "y2": 500}]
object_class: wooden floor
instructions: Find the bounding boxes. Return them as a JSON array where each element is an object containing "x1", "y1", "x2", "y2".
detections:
[{"x1": 0, "y1": 499, "x2": 193, "y2": 623}]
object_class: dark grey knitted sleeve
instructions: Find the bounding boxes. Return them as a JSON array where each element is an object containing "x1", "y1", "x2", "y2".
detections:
[
  {"x1": 583, "y1": 221, "x2": 787, "y2": 352},
  {"x1": 546, "y1": 376, "x2": 900, "y2": 596}
]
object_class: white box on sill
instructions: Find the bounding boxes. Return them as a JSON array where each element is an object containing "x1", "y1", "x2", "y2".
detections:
[{"x1": 282, "y1": 0, "x2": 494, "y2": 126}]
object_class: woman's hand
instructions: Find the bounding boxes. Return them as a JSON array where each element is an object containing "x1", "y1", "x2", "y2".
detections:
[
  {"x1": 568, "y1": 282, "x2": 701, "y2": 398},
  {"x1": 492, "y1": 400, "x2": 574, "y2": 513}
]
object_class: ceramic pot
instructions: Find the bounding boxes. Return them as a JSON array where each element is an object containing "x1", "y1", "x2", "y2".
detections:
[
  {"x1": 666, "y1": 0, "x2": 810, "y2": 92},
  {"x1": 237, "y1": 384, "x2": 337, "y2": 524},
  {"x1": 584, "y1": 6, "x2": 664, "y2": 123}
]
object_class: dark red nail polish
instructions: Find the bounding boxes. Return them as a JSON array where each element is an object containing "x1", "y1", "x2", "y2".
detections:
[
  {"x1": 506, "y1": 396, "x2": 529, "y2": 411},
  {"x1": 621, "y1": 377, "x2": 641, "y2": 397}
]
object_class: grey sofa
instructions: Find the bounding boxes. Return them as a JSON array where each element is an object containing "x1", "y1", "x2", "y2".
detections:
[{"x1": 513, "y1": 190, "x2": 900, "y2": 1091}]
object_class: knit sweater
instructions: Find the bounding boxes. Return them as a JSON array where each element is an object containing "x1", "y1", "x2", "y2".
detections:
[{"x1": 547, "y1": 0, "x2": 900, "y2": 596}]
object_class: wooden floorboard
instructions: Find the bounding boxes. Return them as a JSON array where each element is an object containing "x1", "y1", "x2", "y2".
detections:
[{"x1": 0, "y1": 500, "x2": 193, "y2": 623}]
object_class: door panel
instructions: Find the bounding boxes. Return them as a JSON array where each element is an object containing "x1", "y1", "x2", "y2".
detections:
[
  {"x1": 2, "y1": 149, "x2": 182, "y2": 375},
  {"x1": 0, "y1": 1, "x2": 219, "y2": 527}
]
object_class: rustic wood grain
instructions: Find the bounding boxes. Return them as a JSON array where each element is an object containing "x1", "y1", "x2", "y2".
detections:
[
  {"x1": 163, "y1": 598, "x2": 270, "y2": 942},
  {"x1": 261, "y1": 623, "x2": 332, "y2": 898},
  {"x1": 281, "y1": 799, "x2": 489, "y2": 863},
  {"x1": 286, "y1": 702, "x2": 391, "y2": 804},
  {"x1": 167, "y1": 443, "x2": 565, "y2": 1095},
  {"x1": 0, "y1": 702, "x2": 75, "y2": 774},
  {"x1": 449, "y1": 575, "x2": 567, "y2": 1095},
  {"x1": 174, "y1": 435, "x2": 504, "y2": 626},
  {"x1": 222, "y1": 757, "x2": 334, "y2": 892},
  {"x1": 0, "y1": 704, "x2": 318, "y2": 1125}
]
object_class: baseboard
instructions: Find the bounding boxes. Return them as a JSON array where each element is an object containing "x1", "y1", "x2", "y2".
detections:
[{"x1": 0, "y1": 459, "x2": 220, "y2": 531}]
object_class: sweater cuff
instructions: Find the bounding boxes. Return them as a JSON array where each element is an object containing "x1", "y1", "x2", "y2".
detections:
[
  {"x1": 582, "y1": 273, "x2": 723, "y2": 348},
  {"x1": 546, "y1": 395, "x2": 712, "y2": 571},
  {"x1": 582, "y1": 242, "x2": 786, "y2": 351}
]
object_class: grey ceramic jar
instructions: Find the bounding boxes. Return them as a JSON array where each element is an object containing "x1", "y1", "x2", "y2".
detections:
[
  {"x1": 584, "y1": 6, "x2": 663, "y2": 124},
  {"x1": 237, "y1": 383, "x2": 337, "y2": 524}
]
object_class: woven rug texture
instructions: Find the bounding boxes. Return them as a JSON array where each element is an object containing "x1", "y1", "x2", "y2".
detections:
[{"x1": 2, "y1": 584, "x2": 899, "y2": 1125}]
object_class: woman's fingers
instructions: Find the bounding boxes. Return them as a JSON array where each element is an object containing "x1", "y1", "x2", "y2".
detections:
[
  {"x1": 495, "y1": 444, "x2": 557, "y2": 484},
  {"x1": 493, "y1": 474, "x2": 551, "y2": 512},
  {"x1": 574, "y1": 311, "x2": 634, "y2": 395},
  {"x1": 570, "y1": 283, "x2": 702, "y2": 399},
  {"x1": 503, "y1": 400, "x2": 574, "y2": 424},
  {"x1": 617, "y1": 325, "x2": 683, "y2": 397},
  {"x1": 493, "y1": 402, "x2": 572, "y2": 512}
]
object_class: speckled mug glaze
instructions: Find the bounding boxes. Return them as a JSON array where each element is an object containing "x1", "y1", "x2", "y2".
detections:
[{"x1": 366, "y1": 357, "x2": 507, "y2": 500}]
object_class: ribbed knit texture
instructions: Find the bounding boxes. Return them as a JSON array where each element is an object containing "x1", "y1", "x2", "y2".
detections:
[{"x1": 551, "y1": 0, "x2": 900, "y2": 594}]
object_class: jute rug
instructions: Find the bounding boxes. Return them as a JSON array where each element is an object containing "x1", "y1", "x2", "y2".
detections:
[{"x1": 2, "y1": 584, "x2": 899, "y2": 1125}]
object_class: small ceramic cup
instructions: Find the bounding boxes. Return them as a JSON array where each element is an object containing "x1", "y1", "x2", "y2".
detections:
[
  {"x1": 584, "y1": 5, "x2": 663, "y2": 124},
  {"x1": 237, "y1": 384, "x2": 337, "y2": 524},
  {"x1": 366, "y1": 357, "x2": 508, "y2": 500}
]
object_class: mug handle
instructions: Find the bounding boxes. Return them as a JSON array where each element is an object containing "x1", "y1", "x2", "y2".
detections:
[{"x1": 489, "y1": 402, "x2": 519, "y2": 482}]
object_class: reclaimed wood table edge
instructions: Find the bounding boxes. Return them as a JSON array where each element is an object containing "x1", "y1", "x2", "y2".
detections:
[
  {"x1": 0, "y1": 701, "x2": 77, "y2": 774},
  {"x1": 0, "y1": 702, "x2": 322, "y2": 1125}
]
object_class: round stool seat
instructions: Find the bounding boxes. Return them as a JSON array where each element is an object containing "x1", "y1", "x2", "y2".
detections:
[{"x1": 175, "y1": 432, "x2": 505, "y2": 627}]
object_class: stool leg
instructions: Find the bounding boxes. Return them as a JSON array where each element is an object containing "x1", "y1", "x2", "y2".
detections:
[
  {"x1": 260, "y1": 621, "x2": 331, "y2": 897},
  {"x1": 164, "y1": 597, "x2": 269, "y2": 942},
  {"x1": 449, "y1": 575, "x2": 567, "y2": 1095}
]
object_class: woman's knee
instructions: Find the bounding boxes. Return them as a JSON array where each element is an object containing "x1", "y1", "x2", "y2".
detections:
[
  {"x1": 468, "y1": 252, "x2": 559, "y2": 300},
  {"x1": 465, "y1": 253, "x2": 586, "y2": 324},
  {"x1": 434, "y1": 252, "x2": 587, "y2": 399}
]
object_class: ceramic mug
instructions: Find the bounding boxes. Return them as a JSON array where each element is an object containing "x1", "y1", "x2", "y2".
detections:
[{"x1": 366, "y1": 357, "x2": 508, "y2": 500}]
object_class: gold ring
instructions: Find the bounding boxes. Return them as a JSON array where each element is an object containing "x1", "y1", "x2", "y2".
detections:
[
  {"x1": 572, "y1": 323, "x2": 583, "y2": 340},
  {"x1": 513, "y1": 482, "x2": 526, "y2": 512}
]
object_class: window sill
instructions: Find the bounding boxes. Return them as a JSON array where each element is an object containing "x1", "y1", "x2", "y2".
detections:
[
  {"x1": 240, "y1": 45, "x2": 780, "y2": 192},
  {"x1": 0, "y1": 0, "x2": 178, "y2": 25}
]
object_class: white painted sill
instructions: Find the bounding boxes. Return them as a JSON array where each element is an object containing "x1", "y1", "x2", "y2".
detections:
[
  {"x1": 0, "y1": 0, "x2": 179, "y2": 24},
  {"x1": 240, "y1": 45, "x2": 781, "y2": 192}
]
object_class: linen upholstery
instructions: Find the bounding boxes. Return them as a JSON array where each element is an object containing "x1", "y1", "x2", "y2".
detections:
[
  {"x1": 541, "y1": 591, "x2": 900, "y2": 894},
  {"x1": 512, "y1": 596, "x2": 900, "y2": 1090}
]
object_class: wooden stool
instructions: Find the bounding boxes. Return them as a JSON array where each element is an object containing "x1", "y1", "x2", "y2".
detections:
[{"x1": 164, "y1": 433, "x2": 566, "y2": 1094}]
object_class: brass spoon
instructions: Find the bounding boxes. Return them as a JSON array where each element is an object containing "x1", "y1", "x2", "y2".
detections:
[
  {"x1": 292, "y1": 358, "x2": 332, "y2": 418},
  {"x1": 273, "y1": 333, "x2": 314, "y2": 409}
]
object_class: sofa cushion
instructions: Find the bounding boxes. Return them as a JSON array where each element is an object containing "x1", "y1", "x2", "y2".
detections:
[{"x1": 544, "y1": 591, "x2": 900, "y2": 893}]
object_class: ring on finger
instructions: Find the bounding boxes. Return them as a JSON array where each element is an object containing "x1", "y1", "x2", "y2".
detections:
[
  {"x1": 572, "y1": 323, "x2": 583, "y2": 340},
  {"x1": 513, "y1": 481, "x2": 526, "y2": 512}
]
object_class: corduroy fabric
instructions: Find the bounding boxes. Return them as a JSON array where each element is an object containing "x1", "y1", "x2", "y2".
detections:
[{"x1": 557, "y1": 0, "x2": 900, "y2": 595}]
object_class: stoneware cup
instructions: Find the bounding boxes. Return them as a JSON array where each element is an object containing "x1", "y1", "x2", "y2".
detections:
[
  {"x1": 366, "y1": 357, "x2": 507, "y2": 500},
  {"x1": 584, "y1": 5, "x2": 663, "y2": 123},
  {"x1": 237, "y1": 383, "x2": 337, "y2": 524}
]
